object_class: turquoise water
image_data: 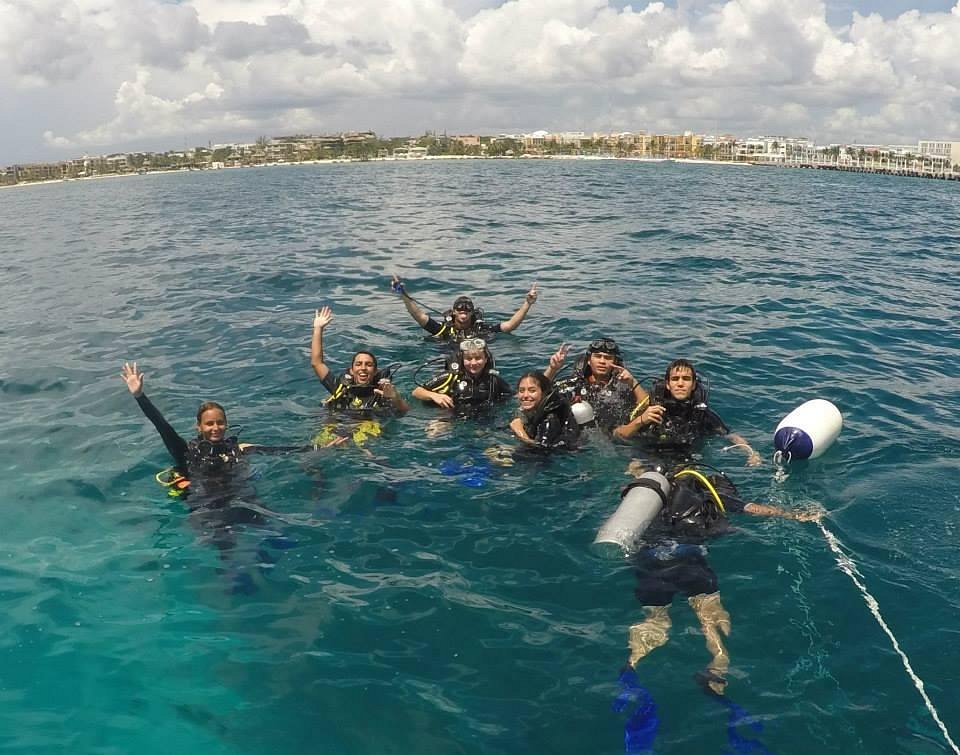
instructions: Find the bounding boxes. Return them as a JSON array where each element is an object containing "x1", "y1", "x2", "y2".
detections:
[{"x1": 1, "y1": 160, "x2": 958, "y2": 754}]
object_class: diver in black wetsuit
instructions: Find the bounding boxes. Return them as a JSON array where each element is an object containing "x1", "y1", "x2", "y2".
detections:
[
  {"x1": 412, "y1": 337, "x2": 512, "y2": 415},
  {"x1": 509, "y1": 371, "x2": 580, "y2": 452},
  {"x1": 544, "y1": 339, "x2": 648, "y2": 438},
  {"x1": 390, "y1": 275, "x2": 539, "y2": 346},
  {"x1": 624, "y1": 466, "x2": 821, "y2": 695},
  {"x1": 310, "y1": 306, "x2": 409, "y2": 416},
  {"x1": 621, "y1": 359, "x2": 762, "y2": 467},
  {"x1": 120, "y1": 362, "x2": 320, "y2": 557}
]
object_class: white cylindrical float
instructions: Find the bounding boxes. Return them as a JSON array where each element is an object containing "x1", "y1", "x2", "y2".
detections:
[
  {"x1": 773, "y1": 399, "x2": 842, "y2": 461},
  {"x1": 593, "y1": 470, "x2": 671, "y2": 558}
]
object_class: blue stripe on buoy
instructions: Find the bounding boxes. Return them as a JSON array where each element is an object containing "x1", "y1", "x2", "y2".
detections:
[{"x1": 774, "y1": 427, "x2": 813, "y2": 459}]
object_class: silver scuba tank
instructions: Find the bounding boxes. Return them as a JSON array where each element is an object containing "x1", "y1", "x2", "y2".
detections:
[{"x1": 592, "y1": 470, "x2": 671, "y2": 558}]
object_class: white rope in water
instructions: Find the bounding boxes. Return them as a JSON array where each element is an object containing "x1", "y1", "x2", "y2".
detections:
[{"x1": 817, "y1": 521, "x2": 960, "y2": 755}]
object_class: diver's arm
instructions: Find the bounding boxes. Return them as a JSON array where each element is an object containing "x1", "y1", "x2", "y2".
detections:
[
  {"x1": 311, "y1": 307, "x2": 332, "y2": 381},
  {"x1": 391, "y1": 275, "x2": 430, "y2": 327},
  {"x1": 743, "y1": 502, "x2": 822, "y2": 522},
  {"x1": 498, "y1": 282, "x2": 538, "y2": 333},
  {"x1": 543, "y1": 342, "x2": 569, "y2": 381},
  {"x1": 612, "y1": 400, "x2": 660, "y2": 440},
  {"x1": 134, "y1": 394, "x2": 190, "y2": 467},
  {"x1": 726, "y1": 432, "x2": 762, "y2": 466},
  {"x1": 122, "y1": 362, "x2": 190, "y2": 467},
  {"x1": 241, "y1": 439, "x2": 346, "y2": 454},
  {"x1": 509, "y1": 416, "x2": 534, "y2": 444},
  {"x1": 412, "y1": 385, "x2": 455, "y2": 409},
  {"x1": 378, "y1": 379, "x2": 410, "y2": 415}
]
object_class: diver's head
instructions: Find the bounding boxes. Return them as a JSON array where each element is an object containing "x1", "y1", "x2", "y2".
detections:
[
  {"x1": 451, "y1": 296, "x2": 476, "y2": 328},
  {"x1": 350, "y1": 351, "x2": 379, "y2": 385},
  {"x1": 517, "y1": 371, "x2": 551, "y2": 412},
  {"x1": 195, "y1": 401, "x2": 227, "y2": 441},
  {"x1": 459, "y1": 337, "x2": 490, "y2": 377},
  {"x1": 664, "y1": 359, "x2": 697, "y2": 401},
  {"x1": 587, "y1": 337, "x2": 622, "y2": 380}
]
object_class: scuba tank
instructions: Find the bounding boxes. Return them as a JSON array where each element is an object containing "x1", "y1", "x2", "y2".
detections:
[{"x1": 592, "y1": 470, "x2": 671, "y2": 558}]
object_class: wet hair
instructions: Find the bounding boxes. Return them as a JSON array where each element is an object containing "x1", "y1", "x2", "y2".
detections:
[
  {"x1": 351, "y1": 351, "x2": 378, "y2": 370},
  {"x1": 517, "y1": 370, "x2": 552, "y2": 394},
  {"x1": 196, "y1": 401, "x2": 227, "y2": 424},
  {"x1": 665, "y1": 359, "x2": 697, "y2": 383}
]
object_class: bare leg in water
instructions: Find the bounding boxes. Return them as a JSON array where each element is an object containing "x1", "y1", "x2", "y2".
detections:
[
  {"x1": 627, "y1": 605, "x2": 672, "y2": 668},
  {"x1": 688, "y1": 591, "x2": 732, "y2": 694}
]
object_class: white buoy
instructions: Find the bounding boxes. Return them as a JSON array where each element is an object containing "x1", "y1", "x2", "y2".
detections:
[
  {"x1": 593, "y1": 470, "x2": 671, "y2": 558},
  {"x1": 774, "y1": 399, "x2": 842, "y2": 461}
]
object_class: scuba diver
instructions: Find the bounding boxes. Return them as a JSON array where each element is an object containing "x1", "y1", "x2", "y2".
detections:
[
  {"x1": 544, "y1": 339, "x2": 649, "y2": 438},
  {"x1": 311, "y1": 306, "x2": 410, "y2": 415},
  {"x1": 620, "y1": 359, "x2": 762, "y2": 466},
  {"x1": 412, "y1": 337, "x2": 512, "y2": 414},
  {"x1": 120, "y1": 362, "x2": 326, "y2": 558},
  {"x1": 390, "y1": 274, "x2": 538, "y2": 345},
  {"x1": 508, "y1": 371, "x2": 581, "y2": 452},
  {"x1": 624, "y1": 465, "x2": 821, "y2": 695}
]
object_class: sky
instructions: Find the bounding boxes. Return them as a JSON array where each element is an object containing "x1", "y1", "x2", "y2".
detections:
[{"x1": 2, "y1": 0, "x2": 959, "y2": 164}]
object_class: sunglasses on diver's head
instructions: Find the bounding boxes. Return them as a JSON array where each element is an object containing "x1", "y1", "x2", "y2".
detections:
[{"x1": 460, "y1": 338, "x2": 487, "y2": 352}]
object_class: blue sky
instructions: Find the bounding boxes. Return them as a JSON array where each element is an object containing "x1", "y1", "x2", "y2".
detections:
[{"x1": 2, "y1": 0, "x2": 958, "y2": 163}]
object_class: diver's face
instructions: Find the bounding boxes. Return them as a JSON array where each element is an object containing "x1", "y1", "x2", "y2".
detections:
[
  {"x1": 351, "y1": 354, "x2": 377, "y2": 385},
  {"x1": 666, "y1": 366, "x2": 696, "y2": 400},
  {"x1": 588, "y1": 351, "x2": 616, "y2": 379},
  {"x1": 196, "y1": 408, "x2": 227, "y2": 441},
  {"x1": 462, "y1": 349, "x2": 487, "y2": 376},
  {"x1": 517, "y1": 377, "x2": 543, "y2": 411},
  {"x1": 452, "y1": 304, "x2": 474, "y2": 328}
]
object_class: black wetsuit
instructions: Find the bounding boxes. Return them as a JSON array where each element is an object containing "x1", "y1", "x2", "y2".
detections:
[
  {"x1": 421, "y1": 316, "x2": 501, "y2": 345},
  {"x1": 638, "y1": 390, "x2": 729, "y2": 457},
  {"x1": 633, "y1": 474, "x2": 746, "y2": 606},
  {"x1": 134, "y1": 393, "x2": 304, "y2": 555},
  {"x1": 555, "y1": 374, "x2": 639, "y2": 435},
  {"x1": 420, "y1": 368, "x2": 512, "y2": 413},
  {"x1": 519, "y1": 392, "x2": 580, "y2": 452},
  {"x1": 319, "y1": 372, "x2": 398, "y2": 416}
]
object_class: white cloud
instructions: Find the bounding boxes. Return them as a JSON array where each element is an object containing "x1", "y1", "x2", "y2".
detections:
[{"x1": 4, "y1": 0, "x2": 960, "y2": 161}]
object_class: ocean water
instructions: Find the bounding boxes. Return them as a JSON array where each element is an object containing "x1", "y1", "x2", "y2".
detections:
[{"x1": 1, "y1": 159, "x2": 958, "y2": 755}]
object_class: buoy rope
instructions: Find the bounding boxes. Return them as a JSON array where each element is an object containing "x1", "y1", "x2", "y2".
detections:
[{"x1": 818, "y1": 521, "x2": 959, "y2": 755}]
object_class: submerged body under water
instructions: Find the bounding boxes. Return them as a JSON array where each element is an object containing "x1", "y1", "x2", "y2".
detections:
[{"x1": 1, "y1": 160, "x2": 959, "y2": 754}]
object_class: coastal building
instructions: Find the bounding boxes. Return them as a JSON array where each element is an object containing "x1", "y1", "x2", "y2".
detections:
[{"x1": 918, "y1": 140, "x2": 960, "y2": 168}]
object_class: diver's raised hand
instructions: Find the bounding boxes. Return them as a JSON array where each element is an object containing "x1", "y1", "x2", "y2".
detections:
[
  {"x1": 525, "y1": 281, "x2": 538, "y2": 305},
  {"x1": 390, "y1": 275, "x2": 406, "y2": 295},
  {"x1": 121, "y1": 362, "x2": 144, "y2": 397},
  {"x1": 549, "y1": 343, "x2": 570, "y2": 371},
  {"x1": 313, "y1": 306, "x2": 333, "y2": 330}
]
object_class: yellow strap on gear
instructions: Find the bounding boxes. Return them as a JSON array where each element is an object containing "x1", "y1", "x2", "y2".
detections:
[
  {"x1": 324, "y1": 383, "x2": 346, "y2": 405},
  {"x1": 673, "y1": 469, "x2": 726, "y2": 513},
  {"x1": 434, "y1": 373, "x2": 455, "y2": 394},
  {"x1": 629, "y1": 395, "x2": 650, "y2": 421},
  {"x1": 435, "y1": 323, "x2": 450, "y2": 338}
]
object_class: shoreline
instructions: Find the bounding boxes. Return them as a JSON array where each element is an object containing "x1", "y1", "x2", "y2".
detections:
[
  {"x1": 2, "y1": 152, "x2": 953, "y2": 190},
  {"x1": 0, "y1": 155, "x2": 753, "y2": 191}
]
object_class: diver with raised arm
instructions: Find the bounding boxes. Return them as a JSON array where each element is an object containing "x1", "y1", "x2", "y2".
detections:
[{"x1": 390, "y1": 274, "x2": 538, "y2": 345}]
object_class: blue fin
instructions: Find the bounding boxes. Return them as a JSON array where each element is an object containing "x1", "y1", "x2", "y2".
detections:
[{"x1": 613, "y1": 668, "x2": 659, "y2": 753}]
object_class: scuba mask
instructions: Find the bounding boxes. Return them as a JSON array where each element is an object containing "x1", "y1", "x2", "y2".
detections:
[{"x1": 587, "y1": 338, "x2": 623, "y2": 365}]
